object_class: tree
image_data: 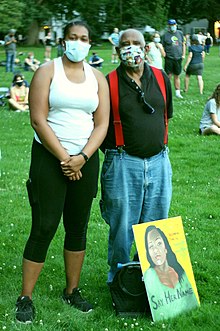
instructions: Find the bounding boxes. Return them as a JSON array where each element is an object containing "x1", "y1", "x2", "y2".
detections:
[
  {"x1": 0, "y1": 0, "x2": 25, "y2": 36},
  {"x1": 168, "y1": 0, "x2": 220, "y2": 37}
]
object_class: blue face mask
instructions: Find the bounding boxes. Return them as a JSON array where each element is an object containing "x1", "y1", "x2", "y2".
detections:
[
  {"x1": 154, "y1": 37, "x2": 161, "y2": 43},
  {"x1": 64, "y1": 40, "x2": 91, "y2": 62},
  {"x1": 170, "y1": 26, "x2": 177, "y2": 33}
]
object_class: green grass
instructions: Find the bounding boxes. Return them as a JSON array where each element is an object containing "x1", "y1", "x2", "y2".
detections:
[{"x1": 0, "y1": 44, "x2": 220, "y2": 330}]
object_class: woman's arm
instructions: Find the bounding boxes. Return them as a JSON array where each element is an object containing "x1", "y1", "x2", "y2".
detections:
[
  {"x1": 81, "y1": 68, "x2": 110, "y2": 157},
  {"x1": 10, "y1": 86, "x2": 16, "y2": 101},
  {"x1": 61, "y1": 69, "x2": 110, "y2": 178},
  {"x1": 157, "y1": 43, "x2": 166, "y2": 57},
  {"x1": 24, "y1": 87, "x2": 29, "y2": 104},
  {"x1": 29, "y1": 62, "x2": 70, "y2": 162},
  {"x1": 211, "y1": 113, "x2": 220, "y2": 127},
  {"x1": 183, "y1": 52, "x2": 192, "y2": 71}
]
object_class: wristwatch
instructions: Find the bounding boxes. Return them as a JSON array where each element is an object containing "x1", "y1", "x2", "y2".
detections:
[{"x1": 79, "y1": 151, "x2": 89, "y2": 162}]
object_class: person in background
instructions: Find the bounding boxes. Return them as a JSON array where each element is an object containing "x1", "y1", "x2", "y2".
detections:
[
  {"x1": 185, "y1": 33, "x2": 191, "y2": 49},
  {"x1": 56, "y1": 37, "x2": 65, "y2": 57},
  {"x1": 145, "y1": 32, "x2": 166, "y2": 69},
  {"x1": 24, "y1": 52, "x2": 40, "y2": 72},
  {"x1": 108, "y1": 28, "x2": 120, "y2": 63},
  {"x1": 204, "y1": 32, "x2": 213, "y2": 55},
  {"x1": 15, "y1": 21, "x2": 110, "y2": 324},
  {"x1": 162, "y1": 19, "x2": 186, "y2": 98},
  {"x1": 44, "y1": 31, "x2": 52, "y2": 61},
  {"x1": 183, "y1": 34, "x2": 205, "y2": 95},
  {"x1": 4, "y1": 29, "x2": 17, "y2": 73},
  {"x1": 89, "y1": 52, "x2": 104, "y2": 68},
  {"x1": 8, "y1": 73, "x2": 29, "y2": 112},
  {"x1": 100, "y1": 28, "x2": 173, "y2": 284},
  {"x1": 199, "y1": 83, "x2": 220, "y2": 135},
  {"x1": 197, "y1": 31, "x2": 206, "y2": 46}
]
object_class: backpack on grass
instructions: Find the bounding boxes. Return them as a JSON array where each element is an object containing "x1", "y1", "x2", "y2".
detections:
[{"x1": 109, "y1": 262, "x2": 150, "y2": 316}]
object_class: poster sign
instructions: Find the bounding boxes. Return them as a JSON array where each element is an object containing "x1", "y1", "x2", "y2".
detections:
[{"x1": 132, "y1": 216, "x2": 200, "y2": 321}]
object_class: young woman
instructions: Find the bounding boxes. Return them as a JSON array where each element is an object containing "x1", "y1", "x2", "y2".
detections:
[
  {"x1": 8, "y1": 74, "x2": 29, "y2": 112},
  {"x1": 183, "y1": 34, "x2": 205, "y2": 95},
  {"x1": 199, "y1": 83, "x2": 220, "y2": 135},
  {"x1": 15, "y1": 21, "x2": 110, "y2": 323},
  {"x1": 145, "y1": 32, "x2": 166, "y2": 69}
]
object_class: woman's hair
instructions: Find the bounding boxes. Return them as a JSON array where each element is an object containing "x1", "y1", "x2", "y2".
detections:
[
  {"x1": 151, "y1": 31, "x2": 160, "y2": 40},
  {"x1": 209, "y1": 83, "x2": 220, "y2": 107},
  {"x1": 12, "y1": 73, "x2": 23, "y2": 83},
  {"x1": 145, "y1": 225, "x2": 185, "y2": 282},
  {"x1": 190, "y1": 34, "x2": 200, "y2": 45},
  {"x1": 63, "y1": 21, "x2": 90, "y2": 39}
]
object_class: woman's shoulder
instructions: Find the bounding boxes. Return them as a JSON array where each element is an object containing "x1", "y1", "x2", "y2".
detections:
[
  {"x1": 86, "y1": 62, "x2": 106, "y2": 83},
  {"x1": 205, "y1": 98, "x2": 216, "y2": 111}
]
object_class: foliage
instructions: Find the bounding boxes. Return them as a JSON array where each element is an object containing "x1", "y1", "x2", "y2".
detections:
[
  {"x1": 0, "y1": 0, "x2": 219, "y2": 44},
  {"x1": 0, "y1": 0, "x2": 25, "y2": 34},
  {"x1": 168, "y1": 0, "x2": 220, "y2": 23}
]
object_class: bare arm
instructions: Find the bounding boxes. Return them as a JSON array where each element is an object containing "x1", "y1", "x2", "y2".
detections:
[
  {"x1": 211, "y1": 113, "x2": 220, "y2": 127},
  {"x1": 183, "y1": 52, "x2": 192, "y2": 71},
  {"x1": 5, "y1": 37, "x2": 17, "y2": 46},
  {"x1": 10, "y1": 86, "x2": 16, "y2": 101},
  {"x1": 81, "y1": 68, "x2": 110, "y2": 157},
  {"x1": 61, "y1": 69, "x2": 110, "y2": 177},
  {"x1": 29, "y1": 62, "x2": 70, "y2": 162},
  {"x1": 24, "y1": 87, "x2": 29, "y2": 104},
  {"x1": 157, "y1": 43, "x2": 166, "y2": 57},
  {"x1": 182, "y1": 40, "x2": 186, "y2": 59},
  {"x1": 108, "y1": 37, "x2": 114, "y2": 45}
]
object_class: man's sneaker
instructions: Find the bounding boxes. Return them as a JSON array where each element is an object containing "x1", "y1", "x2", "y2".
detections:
[
  {"x1": 15, "y1": 296, "x2": 35, "y2": 324},
  {"x1": 62, "y1": 288, "x2": 93, "y2": 312},
  {"x1": 176, "y1": 94, "x2": 183, "y2": 99}
]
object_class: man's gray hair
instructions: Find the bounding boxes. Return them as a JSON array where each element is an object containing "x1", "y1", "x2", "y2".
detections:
[{"x1": 119, "y1": 29, "x2": 145, "y2": 47}]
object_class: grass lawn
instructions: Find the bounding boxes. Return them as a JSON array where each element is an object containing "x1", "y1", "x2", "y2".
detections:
[{"x1": 0, "y1": 43, "x2": 220, "y2": 331}]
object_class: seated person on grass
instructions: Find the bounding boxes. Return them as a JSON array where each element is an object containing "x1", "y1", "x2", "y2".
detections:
[
  {"x1": 8, "y1": 74, "x2": 29, "y2": 112},
  {"x1": 199, "y1": 83, "x2": 220, "y2": 135},
  {"x1": 24, "y1": 52, "x2": 40, "y2": 72},
  {"x1": 89, "y1": 52, "x2": 104, "y2": 68}
]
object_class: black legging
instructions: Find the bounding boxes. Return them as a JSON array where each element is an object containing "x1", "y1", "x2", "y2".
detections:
[{"x1": 23, "y1": 139, "x2": 99, "y2": 263}]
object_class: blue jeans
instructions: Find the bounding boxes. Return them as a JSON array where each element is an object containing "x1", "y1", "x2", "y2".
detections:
[
  {"x1": 6, "y1": 51, "x2": 15, "y2": 72},
  {"x1": 100, "y1": 148, "x2": 172, "y2": 282},
  {"x1": 204, "y1": 45, "x2": 211, "y2": 54}
]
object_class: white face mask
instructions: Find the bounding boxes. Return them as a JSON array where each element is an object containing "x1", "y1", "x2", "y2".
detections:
[
  {"x1": 64, "y1": 40, "x2": 91, "y2": 62},
  {"x1": 170, "y1": 26, "x2": 177, "y2": 33},
  {"x1": 154, "y1": 37, "x2": 160, "y2": 43},
  {"x1": 120, "y1": 45, "x2": 145, "y2": 68}
]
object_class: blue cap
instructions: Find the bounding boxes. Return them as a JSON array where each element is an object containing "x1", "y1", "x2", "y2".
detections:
[{"x1": 168, "y1": 19, "x2": 176, "y2": 25}]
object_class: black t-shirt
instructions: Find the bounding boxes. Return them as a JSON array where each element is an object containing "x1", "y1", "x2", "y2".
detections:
[{"x1": 101, "y1": 63, "x2": 173, "y2": 158}]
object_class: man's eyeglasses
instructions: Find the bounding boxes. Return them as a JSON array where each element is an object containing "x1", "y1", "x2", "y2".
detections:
[{"x1": 140, "y1": 91, "x2": 155, "y2": 114}]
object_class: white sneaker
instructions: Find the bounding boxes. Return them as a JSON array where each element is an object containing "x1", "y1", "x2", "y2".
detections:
[{"x1": 176, "y1": 94, "x2": 183, "y2": 99}]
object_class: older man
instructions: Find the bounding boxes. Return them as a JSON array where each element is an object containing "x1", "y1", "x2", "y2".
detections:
[{"x1": 100, "y1": 29, "x2": 173, "y2": 283}]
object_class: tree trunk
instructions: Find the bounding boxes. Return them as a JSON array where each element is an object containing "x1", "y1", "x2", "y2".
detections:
[
  {"x1": 208, "y1": 19, "x2": 215, "y2": 43},
  {"x1": 26, "y1": 20, "x2": 40, "y2": 45}
]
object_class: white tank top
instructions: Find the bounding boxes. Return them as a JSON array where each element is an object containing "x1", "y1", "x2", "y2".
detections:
[{"x1": 35, "y1": 57, "x2": 99, "y2": 155}]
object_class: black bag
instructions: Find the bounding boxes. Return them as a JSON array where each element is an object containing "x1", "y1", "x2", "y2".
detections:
[{"x1": 109, "y1": 262, "x2": 150, "y2": 316}]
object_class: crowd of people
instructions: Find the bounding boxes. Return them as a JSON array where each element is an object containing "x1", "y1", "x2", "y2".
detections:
[{"x1": 0, "y1": 18, "x2": 219, "y2": 325}]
